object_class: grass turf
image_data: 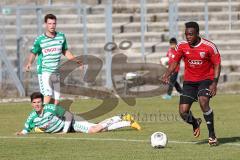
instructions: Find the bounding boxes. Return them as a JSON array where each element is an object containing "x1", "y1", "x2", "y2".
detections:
[{"x1": 0, "y1": 94, "x2": 239, "y2": 160}]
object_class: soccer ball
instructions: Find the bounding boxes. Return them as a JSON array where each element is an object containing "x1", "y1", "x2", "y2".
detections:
[
  {"x1": 150, "y1": 132, "x2": 168, "y2": 148},
  {"x1": 160, "y1": 57, "x2": 169, "y2": 67}
]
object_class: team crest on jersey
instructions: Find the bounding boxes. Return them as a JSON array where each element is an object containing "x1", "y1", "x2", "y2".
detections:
[{"x1": 199, "y1": 52, "x2": 206, "y2": 58}]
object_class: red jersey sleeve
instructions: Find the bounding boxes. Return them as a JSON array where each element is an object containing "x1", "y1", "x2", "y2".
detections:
[
  {"x1": 173, "y1": 43, "x2": 183, "y2": 63},
  {"x1": 208, "y1": 43, "x2": 221, "y2": 65},
  {"x1": 168, "y1": 49, "x2": 177, "y2": 64}
]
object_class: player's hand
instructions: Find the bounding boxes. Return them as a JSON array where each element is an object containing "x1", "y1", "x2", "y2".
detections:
[
  {"x1": 72, "y1": 58, "x2": 82, "y2": 66},
  {"x1": 15, "y1": 131, "x2": 25, "y2": 136},
  {"x1": 25, "y1": 63, "x2": 31, "y2": 72},
  {"x1": 209, "y1": 82, "x2": 217, "y2": 97},
  {"x1": 160, "y1": 73, "x2": 170, "y2": 84},
  {"x1": 74, "y1": 59, "x2": 84, "y2": 70},
  {"x1": 76, "y1": 59, "x2": 83, "y2": 65}
]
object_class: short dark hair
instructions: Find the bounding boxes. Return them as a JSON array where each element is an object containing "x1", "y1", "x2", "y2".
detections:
[
  {"x1": 185, "y1": 21, "x2": 199, "y2": 34},
  {"x1": 44, "y1": 14, "x2": 57, "y2": 23},
  {"x1": 30, "y1": 92, "x2": 44, "y2": 102},
  {"x1": 169, "y1": 37, "x2": 177, "y2": 44}
]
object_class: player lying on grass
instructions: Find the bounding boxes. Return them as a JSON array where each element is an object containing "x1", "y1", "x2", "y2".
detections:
[{"x1": 16, "y1": 92, "x2": 141, "y2": 135}]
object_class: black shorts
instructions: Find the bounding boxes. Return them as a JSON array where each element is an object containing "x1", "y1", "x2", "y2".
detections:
[{"x1": 180, "y1": 79, "x2": 213, "y2": 105}]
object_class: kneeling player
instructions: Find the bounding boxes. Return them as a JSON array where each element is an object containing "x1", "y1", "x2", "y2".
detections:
[{"x1": 16, "y1": 92, "x2": 141, "y2": 135}]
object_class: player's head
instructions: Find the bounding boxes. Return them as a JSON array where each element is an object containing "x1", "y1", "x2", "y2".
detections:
[
  {"x1": 44, "y1": 14, "x2": 57, "y2": 23},
  {"x1": 169, "y1": 37, "x2": 177, "y2": 49},
  {"x1": 44, "y1": 14, "x2": 57, "y2": 34},
  {"x1": 185, "y1": 21, "x2": 200, "y2": 46},
  {"x1": 30, "y1": 92, "x2": 44, "y2": 102},
  {"x1": 30, "y1": 92, "x2": 44, "y2": 112}
]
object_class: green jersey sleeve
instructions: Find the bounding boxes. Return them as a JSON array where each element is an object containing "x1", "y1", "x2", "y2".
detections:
[
  {"x1": 22, "y1": 111, "x2": 37, "y2": 134},
  {"x1": 31, "y1": 37, "x2": 42, "y2": 55},
  {"x1": 62, "y1": 34, "x2": 68, "y2": 51},
  {"x1": 44, "y1": 104, "x2": 65, "y2": 117},
  {"x1": 55, "y1": 105, "x2": 66, "y2": 117}
]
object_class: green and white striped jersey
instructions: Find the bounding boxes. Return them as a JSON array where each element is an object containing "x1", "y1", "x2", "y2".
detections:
[
  {"x1": 22, "y1": 104, "x2": 66, "y2": 134},
  {"x1": 31, "y1": 32, "x2": 68, "y2": 74}
]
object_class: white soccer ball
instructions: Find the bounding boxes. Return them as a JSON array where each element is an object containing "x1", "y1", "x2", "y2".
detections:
[
  {"x1": 160, "y1": 57, "x2": 169, "y2": 66},
  {"x1": 150, "y1": 132, "x2": 168, "y2": 148}
]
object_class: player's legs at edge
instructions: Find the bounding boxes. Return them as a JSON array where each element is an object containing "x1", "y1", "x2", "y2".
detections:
[
  {"x1": 73, "y1": 114, "x2": 141, "y2": 133},
  {"x1": 105, "y1": 113, "x2": 141, "y2": 131},
  {"x1": 179, "y1": 107, "x2": 202, "y2": 138},
  {"x1": 199, "y1": 96, "x2": 218, "y2": 146},
  {"x1": 121, "y1": 113, "x2": 141, "y2": 130},
  {"x1": 179, "y1": 83, "x2": 203, "y2": 139},
  {"x1": 198, "y1": 83, "x2": 218, "y2": 146},
  {"x1": 38, "y1": 73, "x2": 60, "y2": 105}
]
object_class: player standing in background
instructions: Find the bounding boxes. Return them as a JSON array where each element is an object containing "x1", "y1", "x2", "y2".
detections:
[
  {"x1": 162, "y1": 21, "x2": 221, "y2": 146},
  {"x1": 25, "y1": 14, "x2": 81, "y2": 105},
  {"x1": 16, "y1": 92, "x2": 141, "y2": 135},
  {"x1": 161, "y1": 37, "x2": 182, "y2": 100}
]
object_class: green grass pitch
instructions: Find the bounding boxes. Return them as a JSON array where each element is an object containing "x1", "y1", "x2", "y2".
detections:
[{"x1": 0, "y1": 94, "x2": 240, "y2": 160}]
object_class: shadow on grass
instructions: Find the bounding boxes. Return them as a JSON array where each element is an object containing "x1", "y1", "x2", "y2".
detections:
[{"x1": 196, "y1": 136, "x2": 240, "y2": 145}]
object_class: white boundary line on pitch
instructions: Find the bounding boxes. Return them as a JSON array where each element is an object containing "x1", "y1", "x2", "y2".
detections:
[{"x1": 0, "y1": 136, "x2": 240, "y2": 147}]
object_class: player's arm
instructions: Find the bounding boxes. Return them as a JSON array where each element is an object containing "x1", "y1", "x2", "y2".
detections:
[
  {"x1": 210, "y1": 63, "x2": 221, "y2": 96},
  {"x1": 62, "y1": 50, "x2": 82, "y2": 65},
  {"x1": 209, "y1": 46, "x2": 222, "y2": 96},
  {"x1": 213, "y1": 64, "x2": 221, "y2": 82},
  {"x1": 25, "y1": 53, "x2": 37, "y2": 72},
  {"x1": 209, "y1": 63, "x2": 221, "y2": 97},
  {"x1": 25, "y1": 37, "x2": 41, "y2": 72},
  {"x1": 62, "y1": 49, "x2": 75, "y2": 60},
  {"x1": 62, "y1": 34, "x2": 82, "y2": 65},
  {"x1": 161, "y1": 62, "x2": 178, "y2": 84},
  {"x1": 16, "y1": 113, "x2": 35, "y2": 135}
]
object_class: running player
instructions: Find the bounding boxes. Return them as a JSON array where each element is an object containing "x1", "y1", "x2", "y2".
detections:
[
  {"x1": 16, "y1": 92, "x2": 141, "y2": 135},
  {"x1": 25, "y1": 14, "x2": 81, "y2": 105},
  {"x1": 162, "y1": 21, "x2": 221, "y2": 146},
  {"x1": 161, "y1": 37, "x2": 182, "y2": 100}
]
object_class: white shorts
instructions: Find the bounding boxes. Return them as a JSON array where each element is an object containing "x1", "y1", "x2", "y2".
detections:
[
  {"x1": 72, "y1": 116, "x2": 96, "y2": 133},
  {"x1": 38, "y1": 72, "x2": 60, "y2": 100}
]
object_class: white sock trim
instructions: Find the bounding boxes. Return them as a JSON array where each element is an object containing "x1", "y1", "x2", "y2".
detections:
[{"x1": 203, "y1": 108, "x2": 213, "y2": 116}]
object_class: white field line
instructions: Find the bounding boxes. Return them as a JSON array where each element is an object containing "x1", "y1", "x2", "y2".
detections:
[{"x1": 0, "y1": 136, "x2": 240, "y2": 147}]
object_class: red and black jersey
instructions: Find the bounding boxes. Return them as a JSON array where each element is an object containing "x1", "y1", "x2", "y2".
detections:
[{"x1": 173, "y1": 38, "x2": 221, "y2": 82}]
